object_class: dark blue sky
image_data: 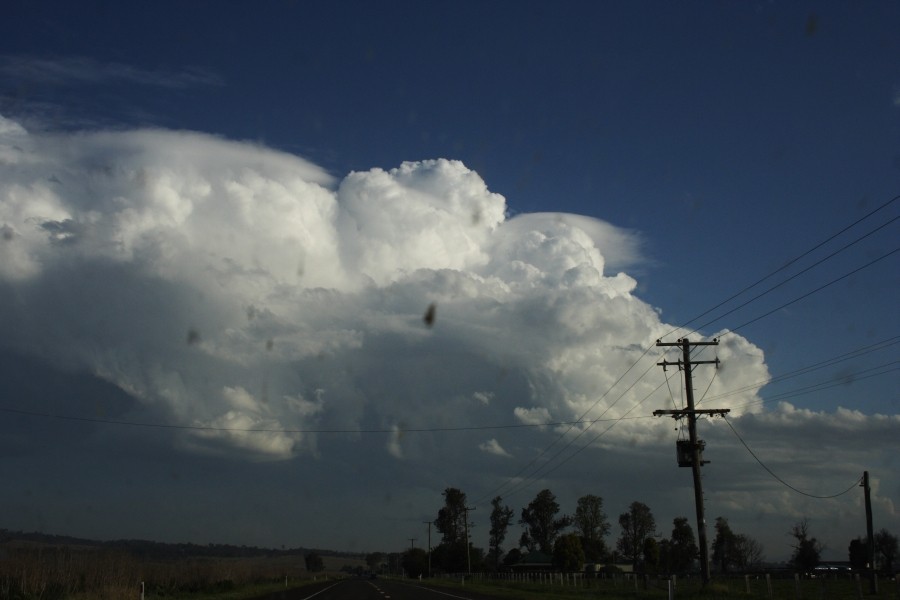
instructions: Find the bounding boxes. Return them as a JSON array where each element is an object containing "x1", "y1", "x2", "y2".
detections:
[{"x1": 0, "y1": 0, "x2": 897, "y2": 559}]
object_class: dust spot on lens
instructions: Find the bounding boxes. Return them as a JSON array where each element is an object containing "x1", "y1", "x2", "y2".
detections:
[
  {"x1": 423, "y1": 303, "x2": 437, "y2": 327},
  {"x1": 186, "y1": 328, "x2": 201, "y2": 345}
]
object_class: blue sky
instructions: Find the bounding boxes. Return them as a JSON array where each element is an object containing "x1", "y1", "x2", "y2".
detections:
[{"x1": 0, "y1": 1, "x2": 897, "y2": 563}]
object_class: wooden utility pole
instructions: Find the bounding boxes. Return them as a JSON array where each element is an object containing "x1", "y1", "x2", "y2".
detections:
[
  {"x1": 862, "y1": 471, "x2": 878, "y2": 594},
  {"x1": 408, "y1": 537, "x2": 417, "y2": 550},
  {"x1": 423, "y1": 521, "x2": 432, "y2": 578},
  {"x1": 463, "y1": 506, "x2": 476, "y2": 574},
  {"x1": 654, "y1": 338, "x2": 728, "y2": 586}
]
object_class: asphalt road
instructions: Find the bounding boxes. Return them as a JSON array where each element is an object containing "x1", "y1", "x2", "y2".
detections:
[{"x1": 255, "y1": 578, "x2": 509, "y2": 600}]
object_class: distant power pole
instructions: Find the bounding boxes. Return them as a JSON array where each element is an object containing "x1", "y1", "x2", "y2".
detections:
[
  {"x1": 463, "y1": 506, "x2": 476, "y2": 574},
  {"x1": 423, "y1": 521, "x2": 432, "y2": 578},
  {"x1": 653, "y1": 338, "x2": 729, "y2": 587},
  {"x1": 862, "y1": 471, "x2": 878, "y2": 594},
  {"x1": 408, "y1": 537, "x2": 417, "y2": 550}
]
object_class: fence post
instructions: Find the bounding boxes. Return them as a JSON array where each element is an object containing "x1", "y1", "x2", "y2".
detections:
[
  {"x1": 766, "y1": 573, "x2": 773, "y2": 599},
  {"x1": 668, "y1": 578, "x2": 675, "y2": 600},
  {"x1": 794, "y1": 573, "x2": 801, "y2": 600}
]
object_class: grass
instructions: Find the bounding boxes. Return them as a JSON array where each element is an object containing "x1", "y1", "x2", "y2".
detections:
[{"x1": 414, "y1": 573, "x2": 900, "y2": 600}]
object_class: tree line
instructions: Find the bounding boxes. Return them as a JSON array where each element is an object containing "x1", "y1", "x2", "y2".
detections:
[{"x1": 390, "y1": 488, "x2": 898, "y2": 578}]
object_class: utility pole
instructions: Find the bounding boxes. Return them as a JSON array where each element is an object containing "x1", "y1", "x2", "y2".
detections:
[
  {"x1": 463, "y1": 506, "x2": 476, "y2": 574},
  {"x1": 408, "y1": 537, "x2": 417, "y2": 550},
  {"x1": 423, "y1": 521, "x2": 432, "y2": 578},
  {"x1": 862, "y1": 471, "x2": 878, "y2": 594},
  {"x1": 654, "y1": 338, "x2": 728, "y2": 586}
]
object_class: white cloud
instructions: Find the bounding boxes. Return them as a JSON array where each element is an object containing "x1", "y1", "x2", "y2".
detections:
[
  {"x1": 473, "y1": 391, "x2": 494, "y2": 405},
  {"x1": 0, "y1": 114, "x2": 775, "y2": 463},
  {"x1": 514, "y1": 407, "x2": 551, "y2": 427},
  {"x1": 479, "y1": 438, "x2": 512, "y2": 458}
]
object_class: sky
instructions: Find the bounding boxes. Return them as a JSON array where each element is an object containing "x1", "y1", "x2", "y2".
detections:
[{"x1": 0, "y1": 0, "x2": 898, "y2": 564}]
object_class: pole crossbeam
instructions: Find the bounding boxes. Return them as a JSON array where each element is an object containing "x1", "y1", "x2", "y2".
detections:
[
  {"x1": 654, "y1": 338, "x2": 726, "y2": 586},
  {"x1": 653, "y1": 409, "x2": 731, "y2": 418}
]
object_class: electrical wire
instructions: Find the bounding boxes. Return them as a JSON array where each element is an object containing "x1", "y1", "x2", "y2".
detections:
[
  {"x1": 687, "y1": 216, "x2": 898, "y2": 336},
  {"x1": 699, "y1": 335, "x2": 900, "y2": 404},
  {"x1": 663, "y1": 194, "x2": 899, "y2": 341},
  {"x1": 0, "y1": 404, "x2": 653, "y2": 434},
  {"x1": 728, "y1": 246, "x2": 899, "y2": 334},
  {"x1": 722, "y1": 416, "x2": 864, "y2": 499}
]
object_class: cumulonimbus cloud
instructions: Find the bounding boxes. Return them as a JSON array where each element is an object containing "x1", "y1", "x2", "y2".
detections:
[{"x1": 0, "y1": 114, "x2": 772, "y2": 460}]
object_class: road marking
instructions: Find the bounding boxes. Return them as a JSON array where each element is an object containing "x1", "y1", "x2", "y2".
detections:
[
  {"x1": 407, "y1": 584, "x2": 477, "y2": 599},
  {"x1": 297, "y1": 582, "x2": 343, "y2": 599}
]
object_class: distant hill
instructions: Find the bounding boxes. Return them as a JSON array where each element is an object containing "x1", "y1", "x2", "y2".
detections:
[{"x1": 0, "y1": 528, "x2": 366, "y2": 561}]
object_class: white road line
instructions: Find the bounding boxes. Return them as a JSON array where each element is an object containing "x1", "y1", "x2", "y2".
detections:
[
  {"x1": 407, "y1": 584, "x2": 477, "y2": 599},
  {"x1": 298, "y1": 581, "x2": 343, "y2": 599}
]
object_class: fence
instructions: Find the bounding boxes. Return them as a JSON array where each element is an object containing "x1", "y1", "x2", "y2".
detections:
[{"x1": 435, "y1": 570, "x2": 900, "y2": 599}]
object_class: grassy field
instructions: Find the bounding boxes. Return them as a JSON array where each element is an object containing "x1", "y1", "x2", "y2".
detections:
[
  {"x1": 0, "y1": 543, "x2": 363, "y2": 600},
  {"x1": 419, "y1": 573, "x2": 900, "y2": 600}
]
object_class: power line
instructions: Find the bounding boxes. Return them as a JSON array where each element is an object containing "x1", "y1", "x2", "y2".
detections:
[
  {"x1": 697, "y1": 334, "x2": 900, "y2": 405},
  {"x1": 666, "y1": 194, "x2": 899, "y2": 340},
  {"x1": 688, "y1": 217, "x2": 898, "y2": 336},
  {"x1": 470, "y1": 345, "x2": 663, "y2": 505},
  {"x1": 728, "y1": 246, "x2": 899, "y2": 334},
  {"x1": 722, "y1": 416, "x2": 864, "y2": 499},
  {"x1": 4, "y1": 342, "x2": 895, "y2": 437},
  {"x1": 0, "y1": 404, "x2": 650, "y2": 434},
  {"x1": 489, "y1": 373, "x2": 672, "y2": 503}
]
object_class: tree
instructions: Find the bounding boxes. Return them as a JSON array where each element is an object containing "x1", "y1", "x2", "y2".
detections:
[
  {"x1": 402, "y1": 548, "x2": 428, "y2": 578},
  {"x1": 502, "y1": 548, "x2": 523, "y2": 568},
  {"x1": 789, "y1": 518, "x2": 823, "y2": 574},
  {"x1": 643, "y1": 537, "x2": 661, "y2": 573},
  {"x1": 616, "y1": 501, "x2": 656, "y2": 572},
  {"x1": 489, "y1": 496, "x2": 514, "y2": 569},
  {"x1": 433, "y1": 487, "x2": 473, "y2": 573},
  {"x1": 668, "y1": 517, "x2": 699, "y2": 574},
  {"x1": 304, "y1": 552, "x2": 324, "y2": 572},
  {"x1": 732, "y1": 534, "x2": 764, "y2": 570},
  {"x1": 849, "y1": 537, "x2": 868, "y2": 571},
  {"x1": 519, "y1": 489, "x2": 572, "y2": 554},
  {"x1": 874, "y1": 529, "x2": 898, "y2": 575},
  {"x1": 711, "y1": 517, "x2": 763, "y2": 572},
  {"x1": 712, "y1": 517, "x2": 737, "y2": 573},
  {"x1": 553, "y1": 533, "x2": 585, "y2": 572},
  {"x1": 435, "y1": 487, "x2": 467, "y2": 545},
  {"x1": 574, "y1": 494, "x2": 611, "y2": 562}
]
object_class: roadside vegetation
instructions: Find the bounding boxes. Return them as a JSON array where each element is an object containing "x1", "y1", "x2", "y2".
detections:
[{"x1": 0, "y1": 540, "x2": 354, "y2": 600}]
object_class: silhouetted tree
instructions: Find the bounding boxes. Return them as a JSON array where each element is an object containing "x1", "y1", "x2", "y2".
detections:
[
  {"x1": 402, "y1": 548, "x2": 428, "y2": 578},
  {"x1": 733, "y1": 533, "x2": 764, "y2": 569},
  {"x1": 553, "y1": 533, "x2": 585, "y2": 572},
  {"x1": 712, "y1": 517, "x2": 737, "y2": 573},
  {"x1": 433, "y1": 487, "x2": 471, "y2": 572},
  {"x1": 502, "y1": 548, "x2": 523, "y2": 568},
  {"x1": 616, "y1": 501, "x2": 656, "y2": 572},
  {"x1": 849, "y1": 537, "x2": 868, "y2": 571},
  {"x1": 668, "y1": 517, "x2": 699, "y2": 574},
  {"x1": 574, "y1": 494, "x2": 610, "y2": 562},
  {"x1": 519, "y1": 489, "x2": 572, "y2": 554},
  {"x1": 366, "y1": 552, "x2": 385, "y2": 572},
  {"x1": 643, "y1": 537, "x2": 661, "y2": 573},
  {"x1": 304, "y1": 552, "x2": 324, "y2": 572},
  {"x1": 789, "y1": 519, "x2": 823, "y2": 574},
  {"x1": 875, "y1": 529, "x2": 898, "y2": 575},
  {"x1": 435, "y1": 487, "x2": 467, "y2": 545},
  {"x1": 489, "y1": 496, "x2": 514, "y2": 569}
]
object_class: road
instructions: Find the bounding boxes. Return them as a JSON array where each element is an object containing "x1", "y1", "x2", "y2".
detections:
[{"x1": 254, "y1": 577, "x2": 510, "y2": 600}]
